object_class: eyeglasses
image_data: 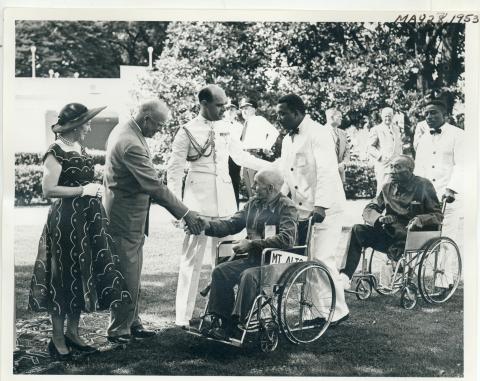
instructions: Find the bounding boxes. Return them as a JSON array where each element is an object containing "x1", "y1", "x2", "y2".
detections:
[{"x1": 145, "y1": 114, "x2": 165, "y2": 127}]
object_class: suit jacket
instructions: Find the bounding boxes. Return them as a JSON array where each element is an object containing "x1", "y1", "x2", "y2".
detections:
[
  {"x1": 368, "y1": 122, "x2": 403, "y2": 166},
  {"x1": 103, "y1": 121, "x2": 188, "y2": 237},
  {"x1": 276, "y1": 115, "x2": 346, "y2": 219},
  {"x1": 167, "y1": 115, "x2": 267, "y2": 217},
  {"x1": 327, "y1": 124, "x2": 351, "y2": 183}
]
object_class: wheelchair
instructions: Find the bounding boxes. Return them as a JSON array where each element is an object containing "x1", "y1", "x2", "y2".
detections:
[
  {"x1": 183, "y1": 219, "x2": 337, "y2": 352},
  {"x1": 348, "y1": 199, "x2": 462, "y2": 309}
]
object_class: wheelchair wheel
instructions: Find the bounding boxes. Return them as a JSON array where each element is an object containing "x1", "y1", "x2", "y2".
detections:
[
  {"x1": 368, "y1": 250, "x2": 404, "y2": 296},
  {"x1": 259, "y1": 321, "x2": 279, "y2": 353},
  {"x1": 400, "y1": 283, "x2": 418, "y2": 310},
  {"x1": 355, "y1": 278, "x2": 372, "y2": 300},
  {"x1": 278, "y1": 261, "x2": 336, "y2": 344},
  {"x1": 418, "y1": 237, "x2": 461, "y2": 304}
]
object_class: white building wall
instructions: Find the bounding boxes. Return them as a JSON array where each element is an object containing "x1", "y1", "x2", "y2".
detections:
[{"x1": 13, "y1": 66, "x2": 148, "y2": 153}]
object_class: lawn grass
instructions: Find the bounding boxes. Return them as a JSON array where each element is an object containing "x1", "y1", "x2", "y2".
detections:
[{"x1": 12, "y1": 204, "x2": 464, "y2": 376}]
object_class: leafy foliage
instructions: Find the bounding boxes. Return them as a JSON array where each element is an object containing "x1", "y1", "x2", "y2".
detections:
[
  {"x1": 15, "y1": 164, "x2": 46, "y2": 205},
  {"x1": 133, "y1": 21, "x2": 464, "y2": 165},
  {"x1": 15, "y1": 21, "x2": 169, "y2": 78}
]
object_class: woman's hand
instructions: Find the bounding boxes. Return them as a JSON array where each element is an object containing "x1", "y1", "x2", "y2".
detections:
[{"x1": 81, "y1": 183, "x2": 103, "y2": 197}]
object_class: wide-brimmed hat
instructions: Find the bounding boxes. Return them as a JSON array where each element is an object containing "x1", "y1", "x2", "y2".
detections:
[{"x1": 52, "y1": 103, "x2": 107, "y2": 133}]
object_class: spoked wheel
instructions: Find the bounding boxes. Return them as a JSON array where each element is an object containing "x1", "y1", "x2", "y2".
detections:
[
  {"x1": 418, "y1": 237, "x2": 462, "y2": 304},
  {"x1": 368, "y1": 250, "x2": 404, "y2": 296},
  {"x1": 400, "y1": 283, "x2": 418, "y2": 310},
  {"x1": 355, "y1": 278, "x2": 372, "y2": 300},
  {"x1": 259, "y1": 321, "x2": 279, "y2": 353},
  {"x1": 278, "y1": 261, "x2": 336, "y2": 344}
]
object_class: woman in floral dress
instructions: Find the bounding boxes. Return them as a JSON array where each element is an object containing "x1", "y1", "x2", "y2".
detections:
[{"x1": 28, "y1": 103, "x2": 132, "y2": 359}]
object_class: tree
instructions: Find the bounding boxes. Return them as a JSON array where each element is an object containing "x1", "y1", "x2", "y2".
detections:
[
  {"x1": 15, "y1": 21, "x2": 169, "y2": 78},
  {"x1": 132, "y1": 21, "x2": 465, "y2": 163}
]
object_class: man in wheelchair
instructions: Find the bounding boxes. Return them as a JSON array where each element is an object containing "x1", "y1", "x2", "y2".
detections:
[
  {"x1": 339, "y1": 155, "x2": 443, "y2": 289},
  {"x1": 190, "y1": 168, "x2": 298, "y2": 340}
]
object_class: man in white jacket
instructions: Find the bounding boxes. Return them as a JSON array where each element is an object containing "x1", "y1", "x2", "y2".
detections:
[
  {"x1": 414, "y1": 99, "x2": 463, "y2": 289},
  {"x1": 239, "y1": 97, "x2": 279, "y2": 197},
  {"x1": 273, "y1": 93, "x2": 349, "y2": 324},
  {"x1": 167, "y1": 84, "x2": 269, "y2": 327}
]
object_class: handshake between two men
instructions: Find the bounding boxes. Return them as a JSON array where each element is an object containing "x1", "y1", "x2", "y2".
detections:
[{"x1": 183, "y1": 215, "x2": 253, "y2": 255}]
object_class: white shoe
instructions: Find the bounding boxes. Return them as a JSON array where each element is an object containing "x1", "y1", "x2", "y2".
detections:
[{"x1": 339, "y1": 273, "x2": 351, "y2": 291}]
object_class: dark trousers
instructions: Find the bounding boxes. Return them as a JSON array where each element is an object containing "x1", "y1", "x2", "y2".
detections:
[
  {"x1": 228, "y1": 157, "x2": 241, "y2": 209},
  {"x1": 342, "y1": 224, "x2": 396, "y2": 278},
  {"x1": 208, "y1": 258, "x2": 260, "y2": 322},
  {"x1": 297, "y1": 219, "x2": 310, "y2": 246}
]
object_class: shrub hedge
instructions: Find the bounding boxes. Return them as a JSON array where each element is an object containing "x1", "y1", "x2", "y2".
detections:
[{"x1": 14, "y1": 153, "x2": 378, "y2": 206}]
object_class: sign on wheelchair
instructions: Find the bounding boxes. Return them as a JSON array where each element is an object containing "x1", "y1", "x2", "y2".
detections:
[{"x1": 184, "y1": 239, "x2": 337, "y2": 353}]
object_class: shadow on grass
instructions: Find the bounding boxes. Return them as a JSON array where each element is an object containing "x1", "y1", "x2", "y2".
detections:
[{"x1": 14, "y1": 265, "x2": 463, "y2": 377}]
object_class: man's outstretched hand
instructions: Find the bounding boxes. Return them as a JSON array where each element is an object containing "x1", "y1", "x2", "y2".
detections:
[
  {"x1": 183, "y1": 210, "x2": 204, "y2": 235},
  {"x1": 183, "y1": 213, "x2": 209, "y2": 235}
]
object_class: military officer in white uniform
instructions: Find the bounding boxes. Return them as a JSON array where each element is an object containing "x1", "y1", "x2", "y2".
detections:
[
  {"x1": 368, "y1": 107, "x2": 403, "y2": 194},
  {"x1": 167, "y1": 84, "x2": 268, "y2": 326},
  {"x1": 273, "y1": 93, "x2": 349, "y2": 324},
  {"x1": 414, "y1": 99, "x2": 463, "y2": 288}
]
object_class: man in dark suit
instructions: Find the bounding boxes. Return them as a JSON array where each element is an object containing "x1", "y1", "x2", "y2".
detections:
[
  {"x1": 339, "y1": 155, "x2": 443, "y2": 289},
  {"x1": 103, "y1": 99, "x2": 202, "y2": 343}
]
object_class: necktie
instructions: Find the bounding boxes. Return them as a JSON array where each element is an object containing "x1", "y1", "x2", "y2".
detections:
[{"x1": 288, "y1": 127, "x2": 299, "y2": 136}]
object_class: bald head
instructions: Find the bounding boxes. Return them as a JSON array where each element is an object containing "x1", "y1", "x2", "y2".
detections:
[
  {"x1": 394, "y1": 155, "x2": 415, "y2": 172},
  {"x1": 254, "y1": 168, "x2": 284, "y2": 201},
  {"x1": 198, "y1": 84, "x2": 227, "y2": 121},
  {"x1": 390, "y1": 155, "x2": 415, "y2": 184},
  {"x1": 137, "y1": 99, "x2": 169, "y2": 119},
  {"x1": 134, "y1": 99, "x2": 170, "y2": 138},
  {"x1": 325, "y1": 108, "x2": 342, "y2": 127}
]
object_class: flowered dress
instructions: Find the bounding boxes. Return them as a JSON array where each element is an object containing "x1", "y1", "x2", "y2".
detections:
[{"x1": 28, "y1": 143, "x2": 132, "y2": 315}]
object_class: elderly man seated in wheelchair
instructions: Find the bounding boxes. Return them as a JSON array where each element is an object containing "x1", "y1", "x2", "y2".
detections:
[
  {"x1": 188, "y1": 168, "x2": 298, "y2": 341},
  {"x1": 339, "y1": 155, "x2": 444, "y2": 290}
]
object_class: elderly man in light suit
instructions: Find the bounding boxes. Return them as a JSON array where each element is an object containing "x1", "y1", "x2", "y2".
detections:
[
  {"x1": 273, "y1": 93, "x2": 349, "y2": 325},
  {"x1": 167, "y1": 84, "x2": 268, "y2": 327},
  {"x1": 325, "y1": 108, "x2": 351, "y2": 184},
  {"x1": 103, "y1": 100, "x2": 202, "y2": 343},
  {"x1": 414, "y1": 99, "x2": 464, "y2": 289},
  {"x1": 368, "y1": 107, "x2": 403, "y2": 194}
]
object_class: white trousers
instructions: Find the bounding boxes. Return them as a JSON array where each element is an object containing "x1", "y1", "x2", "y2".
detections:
[
  {"x1": 308, "y1": 208, "x2": 349, "y2": 321},
  {"x1": 374, "y1": 162, "x2": 390, "y2": 195},
  {"x1": 435, "y1": 196, "x2": 463, "y2": 287},
  {"x1": 175, "y1": 233, "x2": 217, "y2": 326},
  {"x1": 175, "y1": 225, "x2": 236, "y2": 326}
]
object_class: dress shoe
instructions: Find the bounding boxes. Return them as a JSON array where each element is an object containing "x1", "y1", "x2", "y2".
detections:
[
  {"x1": 48, "y1": 339, "x2": 72, "y2": 361},
  {"x1": 130, "y1": 326, "x2": 156, "y2": 339},
  {"x1": 209, "y1": 327, "x2": 230, "y2": 341},
  {"x1": 301, "y1": 317, "x2": 327, "y2": 327},
  {"x1": 330, "y1": 314, "x2": 349, "y2": 328},
  {"x1": 64, "y1": 335, "x2": 98, "y2": 354},
  {"x1": 107, "y1": 334, "x2": 132, "y2": 344}
]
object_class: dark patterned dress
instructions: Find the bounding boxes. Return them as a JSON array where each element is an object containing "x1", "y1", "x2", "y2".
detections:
[{"x1": 28, "y1": 143, "x2": 132, "y2": 315}]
